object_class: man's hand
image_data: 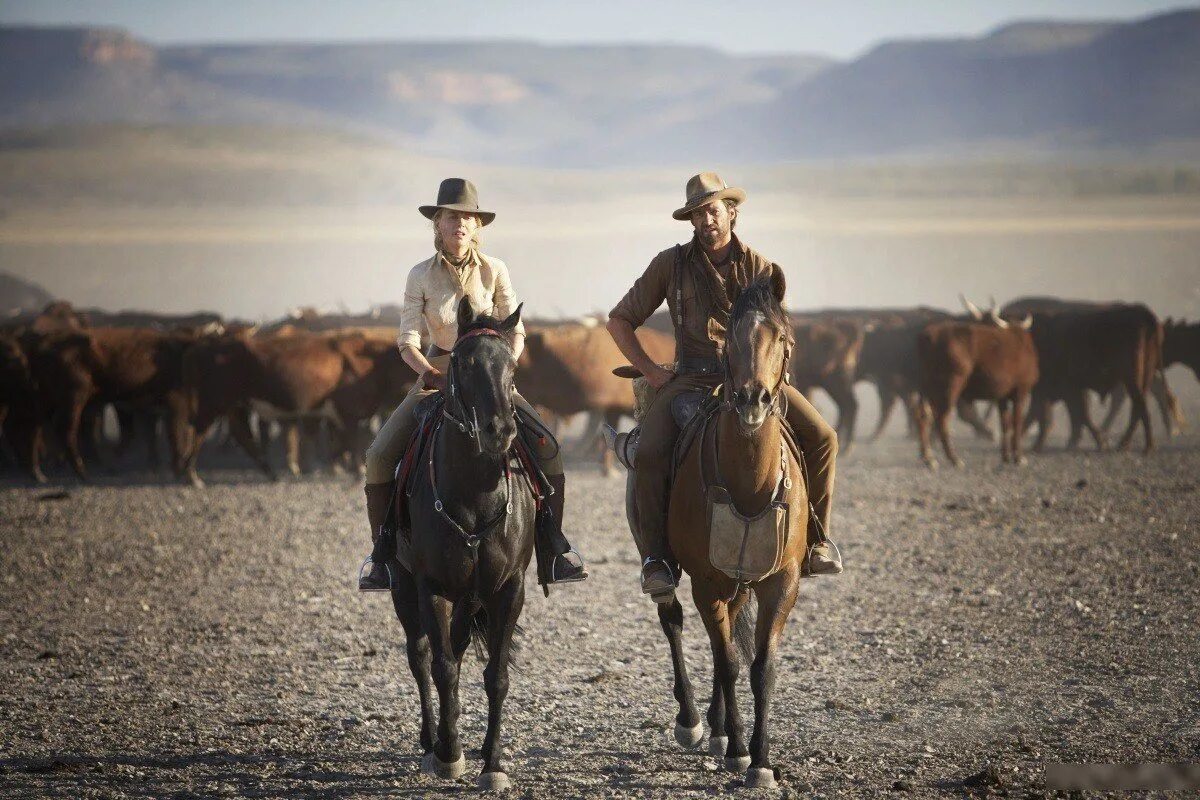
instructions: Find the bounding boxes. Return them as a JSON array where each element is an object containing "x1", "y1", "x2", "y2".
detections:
[
  {"x1": 421, "y1": 367, "x2": 448, "y2": 392},
  {"x1": 646, "y1": 365, "x2": 676, "y2": 390}
]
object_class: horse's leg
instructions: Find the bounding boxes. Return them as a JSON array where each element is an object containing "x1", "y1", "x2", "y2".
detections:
[
  {"x1": 391, "y1": 574, "x2": 435, "y2": 755},
  {"x1": 478, "y1": 576, "x2": 524, "y2": 790},
  {"x1": 419, "y1": 586, "x2": 467, "y2": 779},
  {"x1": 746, "y1": 568, "x2": 800, "y2": 789},
  {"x1": 694, "y1": 585, "x2": 749, "y2": 772},
  {"x1": 658, "y1": 596, "x2": 702, "y2": 748}
]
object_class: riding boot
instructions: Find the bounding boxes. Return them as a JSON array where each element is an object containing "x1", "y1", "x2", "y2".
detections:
[
  {"x1": 535, "y1": 473, "x2": 587, "y2": 587},
  {"x1": 358, "y1": 481, "x2": 401, "y2": 592}
]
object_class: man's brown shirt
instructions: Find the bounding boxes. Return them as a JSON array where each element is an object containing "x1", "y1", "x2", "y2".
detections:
[{"x1": 609, "y1": 234, "x2": 781, "y2": 360}]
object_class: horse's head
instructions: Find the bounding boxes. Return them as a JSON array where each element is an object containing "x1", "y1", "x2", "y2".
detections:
[
  {"x1": 450, "y1": 296, "x2": 522, "y2": 455},
  {"x1": 724, "y1": 271, "x2": 793, "y2": 434}
]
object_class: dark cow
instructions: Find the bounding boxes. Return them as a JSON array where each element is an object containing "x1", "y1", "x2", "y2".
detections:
[
  {"x1": 997, "y1": 298, "x2": 1166, "y2": 453},
  {"x1": 1001, "y1": 297, "x2": 1182, "y2": 438},
  {"x1": 1163, "y1": 318, "x2": 1200, "y2": 382},
  {"x1": 789, "y1": 319, "x2": 864, "y2": 452},
  {"x1": 180, "y1": 330, "x2": 415, "y2": 486},
  {"x1": 917, "y1": 313, "x2": 1038, "y2": 468},
  {"x1": 0, "y1": 332, "x2": 45, "y2": 482}
]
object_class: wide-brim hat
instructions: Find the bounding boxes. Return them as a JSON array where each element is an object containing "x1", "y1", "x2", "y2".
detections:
[
  {"x1": 419, "y1": 178, "x2": 495, "y2": 226},
  {"x1": 672, "y1": 172, "x2": 746, "y2": 221}
]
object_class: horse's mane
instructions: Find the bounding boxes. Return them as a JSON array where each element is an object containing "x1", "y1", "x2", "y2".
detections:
[{"x1": 730, "y1": 277, "x2": 790, "y2": 337}]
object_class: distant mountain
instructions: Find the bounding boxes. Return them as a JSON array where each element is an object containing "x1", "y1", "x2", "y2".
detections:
[
  {"x1": 631, "y1": 9, "x2": 1200, "y2": 163},
  {"x1": 2, "y1": 8, "x2": 1198, "y2": 165},
  {"x1": 0, "y1": 272, "x2": 53, "y2": 315}
]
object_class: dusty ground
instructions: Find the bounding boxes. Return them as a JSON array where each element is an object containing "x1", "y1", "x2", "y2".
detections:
[{"x1": 1, "y1": 431, "x2": 1198, "y2": 799}]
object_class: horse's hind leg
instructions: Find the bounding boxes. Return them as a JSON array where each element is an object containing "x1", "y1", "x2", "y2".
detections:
[
  {"x1": 391, "y1": 575, "x2": 435, "y2": 755},
  {"x1": 418, "y1": 586, "x2": 467, "y2": 779},
  {"x1": 479, "y1": 576, "x2": 525, "y2": 791},
  {"x1": 658, "y1": 597, "x2": 702, "y2": 748},
  {"x1": 746, "y1": 568, "x2": 800, "y2": 788}
]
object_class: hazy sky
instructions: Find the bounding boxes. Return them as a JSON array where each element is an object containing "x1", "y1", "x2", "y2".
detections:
[{"x1": 0, "y1": 0, "x2": 1190, "y2": 57}]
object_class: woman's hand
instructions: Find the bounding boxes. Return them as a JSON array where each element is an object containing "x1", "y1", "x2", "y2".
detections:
[{"x1": 422, "y1": 367, "x2": 449, "y2": 392}]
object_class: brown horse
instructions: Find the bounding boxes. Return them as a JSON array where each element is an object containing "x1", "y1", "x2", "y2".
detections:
[{"x1": 660, "y1": 273, "x2": 808, "y2": 790}]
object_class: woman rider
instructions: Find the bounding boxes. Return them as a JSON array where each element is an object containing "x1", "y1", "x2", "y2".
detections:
[{"x1": 358, "y1": 178, "x2": 588, "y2": 591}]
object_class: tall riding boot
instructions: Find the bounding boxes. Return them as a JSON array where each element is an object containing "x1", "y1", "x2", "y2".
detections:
[
  {"x1": 358, "y1": 481, "x2": 399, "y2": 592},
  {"x1": 536, "y1": 473, "x2": 587, "y2": 586}
]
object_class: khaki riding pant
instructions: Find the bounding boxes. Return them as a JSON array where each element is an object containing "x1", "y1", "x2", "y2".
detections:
[
  {"x1": 634, "y1": 374, "x2": 838, "y2": 556},
  {"x1": 364, "y1": 355, "x2": 564, "y2": 484}
]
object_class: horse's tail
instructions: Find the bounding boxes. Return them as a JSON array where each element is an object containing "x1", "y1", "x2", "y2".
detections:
[
  {"x1": 732, "y1": 589, "x2": 757, "y2": 666},
  {"x1": 466, "y1": 605, "x2": 523, "y2": 671}
]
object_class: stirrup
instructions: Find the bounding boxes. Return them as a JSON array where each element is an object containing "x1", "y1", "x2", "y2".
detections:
[
  {"x1": 805, "y1": 539, "x2": 843, "y2": 576},
  {"x1": 357, "y1": 557, "x2": 394, "y2": 592},
  {"x1": 641, "y1": 557, "x2": 677, "y2": 603},
  {"x1": 550, "y1": 548, "x2": 588, "y2": 584}
]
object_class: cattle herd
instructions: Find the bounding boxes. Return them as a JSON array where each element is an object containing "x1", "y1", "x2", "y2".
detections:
[{"x1": 1, "y1": 296, "x2": 1198, "y2": 486}]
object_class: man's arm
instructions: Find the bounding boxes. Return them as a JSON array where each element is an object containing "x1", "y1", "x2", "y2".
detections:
[{"x1": 606, "y1": 318, "x2": 674, "y2": 390}]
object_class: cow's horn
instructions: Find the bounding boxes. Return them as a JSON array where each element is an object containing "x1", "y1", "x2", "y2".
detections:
[
  {"x1": 987, "y1": 295, "x2": 998, "y2": 313},
  {"x1": 990, "y1": 309, "x2": 1009, "y2": 329},
  {"x1": 959, "y1": 294, "x2": 983, "y2": 320},
  {"x1": 1019, "y1": 314, "x2": 1033, "y2": 330}
]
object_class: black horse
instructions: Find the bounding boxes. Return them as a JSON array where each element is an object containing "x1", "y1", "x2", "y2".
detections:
[{"x1": 390, "y1": 297, "x2": 537, "y2": 791}]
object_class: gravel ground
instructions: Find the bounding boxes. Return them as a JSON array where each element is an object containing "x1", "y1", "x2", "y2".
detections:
[{"x1": 2, "y1": 432, "x2": 1199, "y2": 799}]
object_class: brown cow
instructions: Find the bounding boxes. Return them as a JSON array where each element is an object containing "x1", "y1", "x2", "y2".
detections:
[
  {"x1": 996, "y1": 299, "x2": 1164, "y2": 453},
  {"x1": 517, "y1": 320, "x2": 674, "y2": 473},
  {"x1": 180, "y1": 330, "x2": 415, "y2": 486},
  {"x1": 24, "y1": 327, "x2": 198, "y2": 480},
  {"x1": 917, "y1": 314, "x2": 1038, "y2": 468}
]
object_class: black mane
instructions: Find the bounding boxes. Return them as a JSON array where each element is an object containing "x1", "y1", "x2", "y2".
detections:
[{"x1": 730, "y1": 277, "x2": 789, "y2": 336}]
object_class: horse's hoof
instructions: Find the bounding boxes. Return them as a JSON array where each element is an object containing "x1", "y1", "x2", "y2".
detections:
[
  {"x1": 421, "y1": 751, "x2": 466, "y2": 780},
  {"x1": 724, "y1": 755, "x2": 752, "y2": 773},
  {"x1": 708, "y1": 736, "x2": 728, "y2": 757},
  {"x1": 674, "y1": 721, "x2": 704, "y2": 749},
  {"x1": 476, "y1": 771, "x2": 510, "y2": 791},
  {"x1": 744, "y1": 767, "x2": 776, "y2": 789}
]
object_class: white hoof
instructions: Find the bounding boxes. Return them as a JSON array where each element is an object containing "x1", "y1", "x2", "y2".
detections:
[
  {"x1": 745, "y1": 767, "x2": 776, "y2": 789},
  {"x1": 724, "y1": 755, "x2": 752, "y2": 772},
  {"x1": 708, "y1": 735, "x2": 728, "y2": 757},
  {"x1": 477, "y1": 771, "x2": 511, "y2": 791},
  {"x1": 421, "y1": 751, "x2": 467, "y2": 780},
  {"x1": 674, "y1": 721, "x2": 704, "y2": 749}
]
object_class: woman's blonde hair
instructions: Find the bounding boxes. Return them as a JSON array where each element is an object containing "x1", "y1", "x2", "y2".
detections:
[{"x1": 431, "y1": 209, "x2": 483, "y2": 253}]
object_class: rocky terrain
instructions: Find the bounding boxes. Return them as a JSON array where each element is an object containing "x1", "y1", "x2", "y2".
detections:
[{"x1": 1, "y1": 434, "x2": 1198, "y2": 798}]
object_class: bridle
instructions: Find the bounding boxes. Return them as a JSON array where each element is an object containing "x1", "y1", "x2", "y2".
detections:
[
  {"x1": 429, "y1": 325, "x2": 518, "y2": 559},
  {"x1": 442, "y1": 326, "x2": 515, "y2": 452},
  {"x1": 720, "y1": 314, "x2": 793, "y2": 422}
]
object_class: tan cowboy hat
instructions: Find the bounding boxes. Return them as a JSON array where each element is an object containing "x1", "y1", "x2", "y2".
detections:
[
  {"x1": 672, "y1": 172, "x2": 747, "y2": 221},
  {"x1": 419, "y1": 178, "x2": 495, "y2": 226}
]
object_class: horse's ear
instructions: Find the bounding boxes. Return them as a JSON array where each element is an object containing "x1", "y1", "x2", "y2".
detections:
[
  {"x1": 500, "y1": 302, "x2": 523, "y2": 332},
  {"x1": 770, "y1": 266, "x2": 787, "y2": 305},
  {"x1": 456, "y1": 296, "x2": 477, "y2": 331}
]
